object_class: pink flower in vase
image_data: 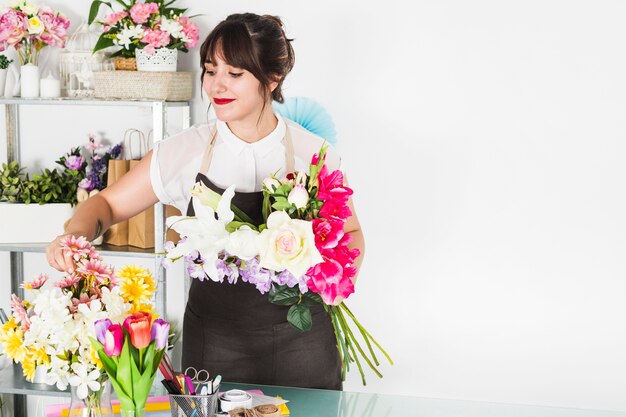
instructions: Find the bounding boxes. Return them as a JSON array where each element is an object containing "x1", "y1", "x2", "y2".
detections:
[
  {"x1": 37, "y1": 6, "x2": 70, "y2": 47},
  {"x1": 130, "y1": 2, "x2": 159, "y2": 25},
  {"x1": 179, "y1": 16, "x2": 199, "y2": 48},
  {"x1": 55, "y1": 272, "x2": 82, "y2": 289},
  {"x1": 104, "y1": 11, "x2": 128, "y2": 27},
  {"x1": 21, "y1": 273, "x2": 48, "y2": 290},
  {"x1": 77, "y1": 259, "x2": 115, "y2": 286},
  {"x1": 11, "y1": 294, "x2": 30, "y2": 330},
  {"x1": 60, "y1": 235, "x2": 98, "y2": 262},
  {"x1": 140, "y1": 28, "x2": 170, "y2": 54},
  {"x1": 0, "y1": 9, "x2": 28, "y2": 50}
]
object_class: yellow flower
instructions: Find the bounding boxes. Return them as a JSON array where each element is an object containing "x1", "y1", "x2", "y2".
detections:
[
  {"x1": 118, "y1": 265, "x2": 156, "y2": 303},
  {"x1": 22, "y1": 355, "x2": 36, "y2": 381},
  {"x1": 90, "y1": 345, "x2": 102, "y2": 369},
  {"x1": 2, "y1": 328, "x2": 26, "y2": 362},
  {"x1": 1, "y1": 317, "x2": 18, "y2": 332},
  {"x1": 129, "y1": 302, "x2": 158, "y2": 319},
  {"x1": 27, "y1": 16, "x2": 44, "y2": 35},
  {"x1": 31, "y1": 345, "x2": 49, "y2": 365}
]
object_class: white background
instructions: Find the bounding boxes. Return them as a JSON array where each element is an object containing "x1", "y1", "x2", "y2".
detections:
[{"x1": 1, "y1": 0, "x2": 626, "y2": 413}]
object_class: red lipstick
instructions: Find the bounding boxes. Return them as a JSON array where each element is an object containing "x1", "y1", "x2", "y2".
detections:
[{"x1": 214, "y1": 98, "x2": 235, "y2": 105}]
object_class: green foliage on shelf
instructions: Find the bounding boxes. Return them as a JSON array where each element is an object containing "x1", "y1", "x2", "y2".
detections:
[{"x1": 0, "y1": 54, "x2": 12, "y2": 70}]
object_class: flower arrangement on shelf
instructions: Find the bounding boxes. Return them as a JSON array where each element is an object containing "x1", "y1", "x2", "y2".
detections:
[
  {"x1": 165, "y1": 145, "x2": 393, "y2": 384},
  {"x1": 0, "y1": 237, "x2": 160, "y2": 409},
  {"x1": 0, "y1": 236, "x2": 162, "y2": 415},
  {"x1": 88, "y1": 0, "x2": 200, "y2": 58},
  {"x1": 0, "y1": 1, "x2": 70, "y2": 65}
]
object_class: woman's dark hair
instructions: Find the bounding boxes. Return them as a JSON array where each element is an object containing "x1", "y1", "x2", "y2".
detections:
[{"x1": 200, "y1": 13, "x2": 295, "y2": 105}]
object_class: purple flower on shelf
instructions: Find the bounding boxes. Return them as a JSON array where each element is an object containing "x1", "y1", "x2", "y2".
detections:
[
  {"x1": 78, "y1": 177, "x2": 95, "y2": 191},
  {"x1": 110, "y1": 143, "x2": 123, "y2": 159},
  {"x1": 64, "y1": 155, "x2": 84, "y2": 171}
]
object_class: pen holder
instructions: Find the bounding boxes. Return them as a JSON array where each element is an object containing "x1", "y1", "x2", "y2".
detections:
[{"x1": 169, "y1": 393, "x2": 219, "y2": 417}]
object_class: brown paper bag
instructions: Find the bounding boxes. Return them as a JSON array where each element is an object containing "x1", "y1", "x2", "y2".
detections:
[
  {"x1": 126, "y1": 130, "x2": 154, "y2": 248},
  {"x1": 103, "y1": 159, "x2": 130, "y2": 246},
  {"x1": 166, "y1": 205, "x2": 181, "y2": 244}
]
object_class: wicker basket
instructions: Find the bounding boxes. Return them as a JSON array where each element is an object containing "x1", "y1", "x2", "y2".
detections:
[
  {"x1": 93, "y1": 71, "x2": 193, "y2": 101},
  {"x1": 113, "y1": 57, "x2": 136, "y2": 71}
]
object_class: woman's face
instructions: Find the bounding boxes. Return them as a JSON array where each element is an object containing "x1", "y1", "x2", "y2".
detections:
[{"x1": 203, "y1": 54, "x2": 267, "y2": 124}]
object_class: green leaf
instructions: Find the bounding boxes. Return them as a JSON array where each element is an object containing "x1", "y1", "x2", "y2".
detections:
[
  {"x1": 117, "y1": 334, "x2": 134, "y2": 400},
  {"x1": 88, "y1": 1, "x2": 111, "y2": 24},
  {"x1": 269, "y1": 285, "x2": 299, "y2": 306},
  {"x1": 272, "y1": 200, "x2": 292, "y2": 211},
  {"x1": 225, "y1": 221, "x2": 258, "y2": 233},
  {"x1": 108, "y1": 377, "x2": 135, "y2": 411},
  {"x1": 287, "y1": 304, "x2": 312, "y2": 332},
  {"x1": 302, "y1": 291, "x2": 324, "y2": 306},
  {"x1": 93, "y1": 34, "x2": 115, "y2": 53}
]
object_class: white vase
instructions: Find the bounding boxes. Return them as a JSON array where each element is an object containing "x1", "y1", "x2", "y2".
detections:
[
  {"x1": 136, "y1": 48, "x2": 177, "y2": 72},
  {"x1": 0, "y1": 68, "x2": 7, "y2": 97},
  {"x1": 32, "y1": 365, "x2": 47, "y2": 384},
  {"x1": 20, "y1": 63, "x2": 40, "y2": 98}
]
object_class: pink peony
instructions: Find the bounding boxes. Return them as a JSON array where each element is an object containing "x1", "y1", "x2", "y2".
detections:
[
  {"x1": 312, "y1": 218, "x2": 344, "y2": 250},
  {"x1": 0, "y1": 9, "x2": 28, "y2": 50},
  {"x1": 104, "y1": 11, "x2": 128, "y2": 27},
  {"x1": 140, "y1": 28, "x2": 170, "y2": 54},
  {"x1": 38, "y1": 7, "x2": 70, "y2": 47},
  {"x1": 179, "y1": 16, "x2": 199, "y2": 48},
  {"x1": 306, "y1": 257, "x2": 354, "y2": 305},
  {"x1": 130, "y1": 2, "x2": 159, "y2": 25}
]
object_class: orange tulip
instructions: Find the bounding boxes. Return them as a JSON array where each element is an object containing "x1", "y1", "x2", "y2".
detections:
[{"x1": 123, "y1": 312, "x2": 152, "y2": 349}]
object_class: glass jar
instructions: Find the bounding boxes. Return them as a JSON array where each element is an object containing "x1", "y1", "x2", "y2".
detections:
[{"x1": 68, "y1": 378, "x2": 114, "y2": 417}]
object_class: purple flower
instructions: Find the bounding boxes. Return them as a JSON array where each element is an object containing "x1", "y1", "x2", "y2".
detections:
[
  {"x1": 109, "y1": 143, "x2": 123, "y2": 160},
  {"x1": 64, "y1": 155, "x2": 84, "y2": 170},
  {"x1": 240, "y1": 256, "x2": 273, "y2": 294},
  {"x1": 86, "y1": 134, "x2": 103, "y2": 152},
  {"x1": 187, "y1": 262, "x2": 207, "y2": 280},
  {"x1": 94, "y1": 318, "x2": 112, "y2": 344},
  {"x1": 151, "y1": 318, "x2": 170, "y2": 350},
  {"x1": 78, "y1": 177, "x2": 95, "y2": 192},
  {"x1": 216, "y1": 259, "x2": 239, "y2": 284}
]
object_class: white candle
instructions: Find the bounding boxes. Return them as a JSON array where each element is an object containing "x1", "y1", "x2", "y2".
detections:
[
  {"x1": 40, "y1": 74, "x2": 61, "y2": 98},
  {"x1": 20, "y1": 63, "x2": 39, "y2": 98}
]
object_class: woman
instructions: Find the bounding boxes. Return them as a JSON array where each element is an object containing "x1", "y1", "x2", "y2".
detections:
[{"x1": 46, "y1": 13, "x2": 364, "y2": 390}]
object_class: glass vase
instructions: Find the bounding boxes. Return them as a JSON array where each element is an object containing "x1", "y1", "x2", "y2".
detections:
[
  {"x1": 68, "y1": 378, "x2": 114, "y2": 417},
  {"x1": 119, "y1": 408, "x2": 145, "y2": 417},
  {"x1": 16, "y1": 38, "x2": 41, "y2": 66}
]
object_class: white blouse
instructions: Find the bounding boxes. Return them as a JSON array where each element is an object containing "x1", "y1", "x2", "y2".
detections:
[{"x1": 150, "y1": 113, "x2": 342, "y2": 213}]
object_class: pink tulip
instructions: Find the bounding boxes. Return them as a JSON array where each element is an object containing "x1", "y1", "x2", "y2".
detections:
[
  {"x1": 123, "y1": 312, "x2": 152, "y2": 349},
  {"x1": 104, "y1": 324, "x2": 124, "y2": 356}
]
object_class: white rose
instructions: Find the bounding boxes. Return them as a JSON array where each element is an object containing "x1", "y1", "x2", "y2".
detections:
[
  {"x1": 287, "y1": 184, "x2": 309, "y2": 209},
  {"x1": 22, "y1": 3, "x2": 39, "y2": 15},
  {"x1": 27, "y1": 16, "x2": 44, "y2": 35},
  {"x1": 257, "y1": 211, "x2": 322, "y2": 278},
  {"x1": 226, "y1": 225, "x2": 259, "y2": 260}
]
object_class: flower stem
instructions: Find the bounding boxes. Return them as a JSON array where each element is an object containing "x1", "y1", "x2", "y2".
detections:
[
  {"x1": 328, "y1": 306, "x2": 348, "y2": 380},
  {"x1": 340, "y1": 303, "x2": 394, "y2": 366},
  {"x1": 336, "y1": 306, "x2": 382, "y2": 380},
  {"x1": 340, "y1": 303, "x2": 379, "y2": 366},
  {"x1": 336, "y1": 308, "x2": 366, "y2": 385}
]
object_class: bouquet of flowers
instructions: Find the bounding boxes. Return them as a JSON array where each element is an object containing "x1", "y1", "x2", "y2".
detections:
[
  {"x1": 88, "y1": 0, "x2": 200, "y2": 58},
  {"x1": 0, "y1": 1, "x2": 70, "y2": 65},
  {"x1": 165, "y1": 145, "x2": 392, "y2": 384},
  {"x1": 56, "y1": 133, "x2": 123, "y2": 205},
  {"x1": 90, "y1": 311, "x2": 170, "y2": 416},
  {"x1": 0, "y1": 236, "x2": 158, "y2": 405}
]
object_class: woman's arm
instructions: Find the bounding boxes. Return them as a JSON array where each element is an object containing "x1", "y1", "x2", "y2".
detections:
[{"x1": 46, "y1": 151, "x2": 159, "y2": 271}]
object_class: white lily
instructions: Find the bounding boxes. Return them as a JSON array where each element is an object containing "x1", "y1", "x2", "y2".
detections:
[
  {"x1": 68, "y1": 362, "x2": 100, "y2": 400},
  {"x1": 166, "y1": 185, "x2": 236, "y2": 281}
]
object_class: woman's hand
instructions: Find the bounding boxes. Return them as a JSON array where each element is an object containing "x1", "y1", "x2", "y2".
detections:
[{"x1": 46, "y1": 233, "x2": 76, "y2": 273}]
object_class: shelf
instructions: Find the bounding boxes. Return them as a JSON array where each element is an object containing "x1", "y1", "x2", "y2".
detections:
[
  {"x1": 0, "y1": 97, "x2": 190, "y2": 107},
  {"x1": 0, "y1": 242, "x2": 161, "y2": 258},
  {"x1": 0, "y1": 364, "x2": 69, "y2": 397}
]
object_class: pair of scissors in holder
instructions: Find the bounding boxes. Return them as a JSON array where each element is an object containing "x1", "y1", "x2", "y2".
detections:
[{"x1": 184, "y1": 366, "x2": 210, "y2": 395}]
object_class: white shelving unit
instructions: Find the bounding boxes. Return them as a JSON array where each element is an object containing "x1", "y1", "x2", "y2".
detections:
[{"x1": 0, "y1": 97, "x2": 191, "y2": 417}]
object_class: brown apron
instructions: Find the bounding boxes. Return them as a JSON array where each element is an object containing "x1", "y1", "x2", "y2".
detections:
[{"x1": 181, "y1": 124, "x2": 342, "y2": 390}]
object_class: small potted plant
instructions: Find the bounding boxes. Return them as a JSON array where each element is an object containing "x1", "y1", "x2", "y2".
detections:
[
  {"x1": 0, "y1": 54, "x2": 13, "y2": 97},
  {"x1": 88, "y1": 0, "x2": 200, "y2": 71}
]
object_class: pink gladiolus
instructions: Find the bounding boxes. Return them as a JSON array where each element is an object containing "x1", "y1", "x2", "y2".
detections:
[
  {"x1": 124, "y1": 312, "x2": 152, "y2": 349},
  {"x1": 104, "y1": 324, "x2": 124, "y2": 356},
  {"x1": 130, "y1": 2, "x2": 159, "y2": 25},
  {"x1": 306, "y1": 257, "x2": 354, "y2": 305},
  {"x1": 312, "y1": 218, "x2": 344, "y2": 250},
  {"x1": 319, "y1": 199, "x2": 352, "y2": 222},
  {"x1": 104, "y1": 11, "x2": 128, "y2": 26},
  {"x1": 322, "y1": 235, "x2": 360, "y2": 267},
  {"x1": 317, "y1": 165, "x2": 353, "y2": 203}
]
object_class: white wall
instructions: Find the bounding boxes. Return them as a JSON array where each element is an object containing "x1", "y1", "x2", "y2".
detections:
[{"x1": 1, "y1": 0, "x2": 626, "y2": 413}]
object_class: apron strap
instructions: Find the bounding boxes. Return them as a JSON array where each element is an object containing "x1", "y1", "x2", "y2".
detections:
[{"x1": 199, "y1": 121, "x2": 296, "y2": 179}]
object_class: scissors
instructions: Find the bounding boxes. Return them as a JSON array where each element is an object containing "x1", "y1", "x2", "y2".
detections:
[{"x1": 184, "y1": 366, "x2": 210, "y2": 395}]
